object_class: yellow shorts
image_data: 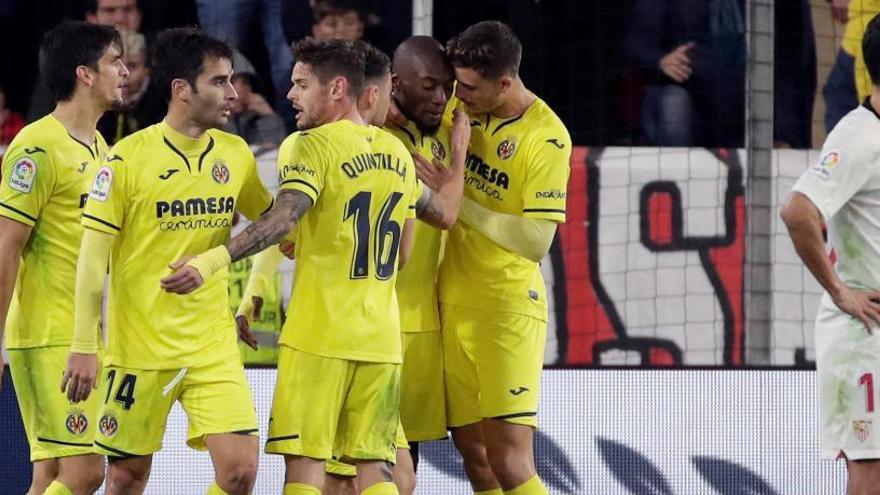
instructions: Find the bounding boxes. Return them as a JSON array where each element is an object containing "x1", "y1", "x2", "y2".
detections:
[
  {"x1": 93, "y1": 355, "x2": 258, "y2": 457},
  {"x1": 325, "y1": 422, "x2": 409, "y2": 478},
  {"x1": 265, "y1": 345, "x2": 400, "y2": 463},
  {"x1": 441, "y1": 304, "x2": 546, "y2": 428},
  {"x1": 8, "y1": 346, "x2": 103, "y2": 461},
  {"x1": 400, "y1": 331, "x2": 447, "y2": 441}
]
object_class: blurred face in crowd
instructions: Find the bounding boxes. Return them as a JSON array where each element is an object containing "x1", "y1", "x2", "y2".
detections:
[
  {"x1": 288, "y1": 62, "x2": 334, "y2": 130},
  {"x1": 122, "y1": 49, "x2": 148, "y2": 104},
  {"x1": 453, "y1": 66, "x2": 507, "y2": 115},
  {"x1": 88, "y1": 0, "x2": 142, "y2": 32},
  {"x1": 230, "y1": 76, "x2": 253, "y2": 114},
  {"x1": 313, "y1": 11, "x2": 364, "y2": 41},
  {"x1": 358, "y1": 72, "x2": 392, "y2": 126},
  {"x1": 394, "y1": 56, "x2": 454, "y2": 133},
  {"x1": 87, "y1": 42, "x2": 129, "y2": 109},
  {"x1": 178, "y1": 56, "x2": 236, "y2": 128}
]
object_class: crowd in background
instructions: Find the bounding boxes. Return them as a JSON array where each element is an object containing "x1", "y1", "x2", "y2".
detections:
[{"x1": 0, "y1": 0, "x2": 874, "y2": 151}]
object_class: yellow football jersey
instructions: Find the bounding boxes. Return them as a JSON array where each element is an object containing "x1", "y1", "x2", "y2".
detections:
[
  {"x1": 384, "y1": 119, "x2": 451, "y2": 333},
  {"x1": 81, "y1": 121, "x2": 273, "y2": 369},
  {"x1": 278, "y1": 120, "x2": 419, "y2": 363},
  {"x1": 438, "y1": 97, "x2": 571, "y2": 321},
  {"x1": 0, "y1": 115, "x2": 106, "y2": 349}
]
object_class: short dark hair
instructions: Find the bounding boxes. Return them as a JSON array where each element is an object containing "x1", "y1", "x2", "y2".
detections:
[
  {"x1": 312, "y1": 0, "x2": 365, "y2": 23},
  {"x1": 293, "y1": 37, "x2": 365, "y2": 97},
  {"x1": 151, "y1": 27, "x2": 234, "y2": 103},
  {"x1": 446, "y1": 21, "x2": 522, "y2": 79},
  {"x1": 865, "y1": 14, "x2": 880, "y2": 86},
  {"x1": 84, "y1": 0, "x2": 142, "y2": 14},
  {"x1": 357, "y1": 41, "x2": 390, "y2": 82},
  {"x1": 40, "y1": 20, "x2": 122, "y2": 103}
]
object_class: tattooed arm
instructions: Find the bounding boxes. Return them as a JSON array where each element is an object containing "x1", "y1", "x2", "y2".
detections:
[
  {"x1": 160, "y1": 189, "x2": 313, "y2": 294},
  {"x1": 226, "y1": 189, "x2": 313, "y2": 262}
]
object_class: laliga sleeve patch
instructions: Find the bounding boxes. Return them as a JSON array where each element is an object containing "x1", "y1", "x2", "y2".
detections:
[
  {"x1": 809, "y1": 149, "x2": 841, "y2": 181},
  {"x1": 9, "y1": 157, "x2": 37, "y2": 193},
  {"x1": 89, "y1": 166, "x2": 113, "y2": 202}
]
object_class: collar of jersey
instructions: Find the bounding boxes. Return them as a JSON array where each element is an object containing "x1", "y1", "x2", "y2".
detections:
[
  {"x1": 160, "y1": 120, "x2": 212, "y2": 157},
  {"x1": 481, "y1": 95, "x2": 539, "y2": 136}
]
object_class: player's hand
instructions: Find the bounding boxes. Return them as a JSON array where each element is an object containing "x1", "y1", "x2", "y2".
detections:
[
  {"x1": 831, "y1": 286, "x2": 880, "y2": 334},
  {"x1": 414, "y1": 153, "x2": 451, "y2": 192},
  {"x1": 450, "y1": 107, "x2": 470, "y2": 167},
  {"x1": 279, "y1": 240, "x2": 296, "y2": 259},
  {"x1": 659, "y1": 42, "x2": 695, "y2": 83},
  {"x1": 0, "y1": 354, "x2": 5, "y2": 390},
  {"x1": 61, "y1": 352, "x2": 99, "y2": 403},
  {"x1": 832, "y1": 0, "x2": 850, "y2": 23},
  {"x1": 160, "y1": 256, "x2": 205, "y2": 294},
  {"x1": 235, "y1": 314, "x2": 259, "y2": 350}
]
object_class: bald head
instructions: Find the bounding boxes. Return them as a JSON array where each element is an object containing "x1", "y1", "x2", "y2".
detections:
[{"x1": 391, "y1": 36, "x2": 454, "y2": 133}]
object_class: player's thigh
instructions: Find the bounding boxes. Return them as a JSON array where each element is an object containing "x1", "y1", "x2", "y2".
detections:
[
  {"x1": 265, "y1": 345, "x2": 351, "y2": 460},
  {"x1": 8, "y1": 346, "x2": 103, "y2": 461},
  {"x1": 471, "y1": 310, "x2": 547, "y2": 427},
  {"x1": 401, "y1": 331, "x2": 447, "y2": 442},
  {"x1": 440, "y1": 304, "x2": 481, "y2": 428},
  {"x1": 336, "y1": 361, "x2": 400, "y2": 463},
  {"x1": 847, "y1": 459, "x2": 880, "y2": 494},
  {"x1": 816, "y1": 312, "x2": 880, "y2": 460},
  {"x1": 178, "y1": 356, "x2": 258, "y2": 451},
  {"x1": 94, "y1": 365, "x2": 177, "y2": 457}
]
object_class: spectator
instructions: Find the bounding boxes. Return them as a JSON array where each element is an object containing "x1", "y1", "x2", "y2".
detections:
[
  {"x1": 823, "y1": 0, "x2": 880, "y2": 133},
  {"x1": 0, "y1": 86, "x2": 25, "y2": 156},
  {"x1": 27, "y1": 0, "x2": 144, "y2": 122},
  {"x1": 223, "y1": 72, "x2": 285, "y2": 154},
  {"x1": 84, "y1": 0, "x2": 142, "y2": 32},
  {"x1": 311, "y1": 0, "x2": 366, "y2": 41},
  {"x1": 774, "y1": 0, "x2": 817, "y2": 148},
  {"x1": 195, "y1": 0, "x2": 294, "y2": 127},
  {"x1": 96, "y1": 30, "x2": 165, "y2": 144},
  {"x1": 283, "y1": 0, "x2": 410, "y2": 54},
  {"x1": 625, "y1": 0, "x2": 746, "y2": 148}
]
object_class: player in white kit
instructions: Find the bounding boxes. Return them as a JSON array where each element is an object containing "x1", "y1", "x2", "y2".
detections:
[{"x1": 782, "y1": 14, "x2": 880, "y2": 493}]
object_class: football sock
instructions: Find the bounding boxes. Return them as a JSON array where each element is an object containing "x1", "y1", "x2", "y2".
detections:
[
  {"x1": 206, "y1": 481, "x2": 232, "y2": 494},
  {"x1": 361, "y1": 481, "x2": 400, "y2": 494},
  {"x1": 504, "y1": 475, "x2": 548, "y2": 495},
  {"x1": 43, "y1": 480, "x2": 73, "y2": 495},
  {"x1": 283, "y1": 482, "x2": 321, "y2": 495}
]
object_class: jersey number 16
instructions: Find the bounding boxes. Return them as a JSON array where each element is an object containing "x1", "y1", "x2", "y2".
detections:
[{"x1": 344, "y1": 191, "x2": 403, "y2": 281}]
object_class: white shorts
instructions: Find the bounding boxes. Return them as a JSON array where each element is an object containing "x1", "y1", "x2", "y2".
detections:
[{"x1": 816, "y1": 298, "x2": 880, "y2": 460}]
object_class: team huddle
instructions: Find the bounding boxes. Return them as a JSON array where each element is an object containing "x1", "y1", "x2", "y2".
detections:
[{"x1": 0, "y1": 18, "x2": 570, "y2": 495}]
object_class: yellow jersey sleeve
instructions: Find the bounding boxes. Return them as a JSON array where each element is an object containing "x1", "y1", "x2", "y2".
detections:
[
  {"x1": 278, "y1": 133, "x2": 326, "y2": 204},
  {"x1": 82, "y1": 151, "x2": 128, "y2": 235},
  {"x1": 236, "y1": 152, "x2": 274, "y2": 221},
  {"x1": 521, "y1": 129, "x2": 571, "y2": 223},
  {"x1": 0, "y1": 143, "x2": 56, "y2": 226}
]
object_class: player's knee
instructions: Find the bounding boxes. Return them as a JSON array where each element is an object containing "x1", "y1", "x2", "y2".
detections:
[
  {"x1": 394, "y1": 469, "x2": 415, "y2": 495},
  {"x1": 217, "y1": 455, "x2": 258, "y2": 494},
  {"x1": 106, "y1": 461, "x2": 149, "y2": 492},
  {"x1": 69, "y1": 462, "x2": 105, "y2": 493},
  {"x1": 31, "y1": 461, "x2": 59, "y2": 491},
  {"x1": 486, "y1": 448, "x2": 524, "y2": 475}
]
